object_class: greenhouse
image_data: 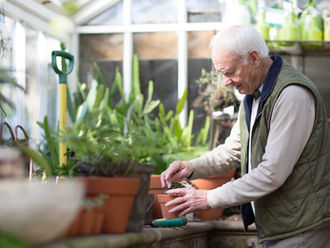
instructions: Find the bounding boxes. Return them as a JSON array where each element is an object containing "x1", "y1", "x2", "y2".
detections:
[{"x1": 0, "y1": 0, "x2": 329, "y2": 247}]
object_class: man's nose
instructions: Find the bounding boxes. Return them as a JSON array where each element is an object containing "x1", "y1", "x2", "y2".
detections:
[{"x1": 223, "y1": 77, "x2": 233, "y2": 87}]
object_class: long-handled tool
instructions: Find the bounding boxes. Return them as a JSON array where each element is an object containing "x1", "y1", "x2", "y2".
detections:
[{"x1": 51, "y1": 50, "x2": 74, "y2": 167}]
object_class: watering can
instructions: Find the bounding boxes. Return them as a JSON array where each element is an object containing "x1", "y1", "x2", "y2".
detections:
[{"x1": 51, "y1": 50, "x2": 74, "y2": 166}]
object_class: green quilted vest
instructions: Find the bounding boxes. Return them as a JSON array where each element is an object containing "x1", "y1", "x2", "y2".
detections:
[{"x1": 239, "y1": 61, "x2": 330, "y2": 243}]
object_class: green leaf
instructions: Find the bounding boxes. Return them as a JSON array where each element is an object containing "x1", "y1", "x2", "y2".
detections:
[
  {"x1": 196, "y1": 116, "x2": 210, "y2": 145},
  {"x1": 76, "y1": 102, "x2": 88, "y2": 125},
  {"x1": 93, "y1": 62, "x2": 105, "y2": 86},
  {"x1": 176, "y1": 88, "x2": 187, "y2": 115},
  {"x1": 93, "y1": 84, "x2": 105, "y2": 110},
  {"x1": 66, "y1": 85, "x2": 76, "y2": 122},
  {"x1": 37, "y1": 116, "x2": 59, "y2": 168},
  {"x1": 113, "y1": 67, "x2": 126, "y2": 105},
  {"x1": 99, "y1": 88, "x2": 110, "y2": 110},
  {"x1": 131, "y1": 54, "x2": 141, "y2": 100},
  {"x1": 17, "y1": 144, "x2": 54, "y2": 175},
  {"x1": 165, "y1": 110, "x2": 173, "y2": 122},
  {"x1": 174, "y1": 118, "x2": 182, "y2": 141},
  {"x1": 181, "y1": 110, "x2": 194, "y2": 148},
  {"x1": 86, "y1": 79, "x2": 98, "y2": 112},
  {"x1": 143, "y1": 100, "x2": 160, "y2": 114},
  {"x1": 159, "y1": 103, "x2": 165, "y2": 119},
  {"x1": 147, "y1": 80, "x2": 154, "y2": 102}
]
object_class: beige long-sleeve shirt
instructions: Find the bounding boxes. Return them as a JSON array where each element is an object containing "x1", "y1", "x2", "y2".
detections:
[{"x1": 189, "y1": 85, "x2": 315, "y2": 209}]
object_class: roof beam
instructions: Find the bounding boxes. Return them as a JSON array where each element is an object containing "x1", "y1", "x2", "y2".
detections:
[
  {"x1": 3, "y1": 1, "x2": 72, "y2": 42},
  {"x1": 7, "y1": 0, "x2": 61, "y2": 22},
  {"x1": 76, "y1": 22, "x2": 225, "y2": 34},
  {"x1": 72, "y1": 0, "x2": 121, "y2": 26}
]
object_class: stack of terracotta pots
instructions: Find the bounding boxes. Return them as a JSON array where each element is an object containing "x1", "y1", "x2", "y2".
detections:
[{"x1": 64, "y1": 176, "x2": 140, "y2": 236}]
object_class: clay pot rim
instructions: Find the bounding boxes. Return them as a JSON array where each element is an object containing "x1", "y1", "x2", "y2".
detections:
[
  {"x1": 78, "y1": 176, "x2": 140, "y2": 195},
  {"x1": 149, "y1": 175, "x2": 163, "y2": 188},
  {"x1": 157, "y1": 193, "x2": 177, "y2": 203}
]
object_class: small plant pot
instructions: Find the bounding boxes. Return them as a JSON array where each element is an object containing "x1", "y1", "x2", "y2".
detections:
[
  {"x1": 63, "y1": 211, "x2": 80, "y2": 237},
  {"x1": 157, "y1": 194, "x2": 180, "y2": 219},
  {"x1": 192, "y1": 169, "x2": 236, "y2": 221},
  {"x1": 80, "y1": 176, "x2": 140, "y2": 234},
  {"x1": 91, "y1": 210, "x2": 104, "y2": 235},
  {"x1": 78, "y1": 210, "x2": 94, "y2": 236},
  {"x1": 149, "y1": 175, "x2": 164, "y2": 219}
]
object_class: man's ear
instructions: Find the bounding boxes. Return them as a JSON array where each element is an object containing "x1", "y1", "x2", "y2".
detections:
[{"x1": 248, "y1": 50, "x2": 261, "y2": 67}]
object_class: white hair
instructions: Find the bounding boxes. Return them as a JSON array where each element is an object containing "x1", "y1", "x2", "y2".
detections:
[{"x1": 210, "y1": 25, "x2": 269, "y2": 64}]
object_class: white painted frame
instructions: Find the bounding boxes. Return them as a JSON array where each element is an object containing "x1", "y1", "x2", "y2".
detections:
[
  {"x1": 76, "y1": 0, "x2": 224, "y2": 125},
  {"x1": 5, "y1": 0, "x2": 225, "y2": 126}
]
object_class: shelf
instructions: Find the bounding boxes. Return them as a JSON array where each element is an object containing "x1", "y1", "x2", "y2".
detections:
[
  {"x1": 266, "y1": 40, "x2": 330, "y2": 56},
  {"x1": 39, "y1": 220, "x2": 259, "y2": 248}
]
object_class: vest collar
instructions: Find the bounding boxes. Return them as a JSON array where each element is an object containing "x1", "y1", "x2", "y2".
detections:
[{"x1": 243, "y1": 54, "x2": 283, "y2": 131}]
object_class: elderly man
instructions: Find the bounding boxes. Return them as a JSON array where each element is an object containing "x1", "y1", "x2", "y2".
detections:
[{"x1": 160, "y1": 25, "x2": 330, "y2": 248}]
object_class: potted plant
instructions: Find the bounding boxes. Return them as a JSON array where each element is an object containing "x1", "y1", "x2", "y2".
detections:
[
  {"x1": 65, "y1": 194, "x2": 107, "y2": 237},
  {"x1": 19, "y1": 54, "x2": 159, "y2": 234},
  {"x1": 157, "y1": 182, "x2": 186, "y2": 219},
  {"x1": 58, "y1": 55, "x2": 165, "y2": 233}
]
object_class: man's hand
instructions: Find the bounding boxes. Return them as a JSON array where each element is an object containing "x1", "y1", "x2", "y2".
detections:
[
  {"x1": 160, "y1": 160, "x2": 194, "y2": 188},
  {"x1": 165, "y1": 188, "x2": 210, "y2": 216}
]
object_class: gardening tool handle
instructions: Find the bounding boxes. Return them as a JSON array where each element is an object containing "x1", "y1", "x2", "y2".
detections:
[
  {"x1": 59, "y1": 83, "x2": 67, "y2": 166},
  {"x1": 51, "y1": 50, "x2": 74, "y2": 84}
]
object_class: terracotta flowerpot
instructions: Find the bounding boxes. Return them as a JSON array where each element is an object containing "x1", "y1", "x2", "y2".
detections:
[
  {"x1": 192, "y1": 169, "x2": 236, "y2": 220},
  {"x1": 148, "y1": 175, "x2": 164, "y2": 219},
  {"x1": 78, "y1": 210, "x2": 95, "y2": 236},
  {"x1": 158, "y1": 194, "x2": 180, "y2": 218},
  {"x1": 81, "y1": 176, "x2": 140, "y2": 234},
  {"x1": 63, "y1": 212, "x2": 80, "y2": 237},
  {"x1": 91, "y1": 210, "x2": 104, "y2": 235}
]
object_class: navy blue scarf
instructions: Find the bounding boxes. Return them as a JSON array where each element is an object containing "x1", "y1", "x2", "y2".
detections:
[{"x1": 243, "y1": 54, "x2": 283, "y2": 131}]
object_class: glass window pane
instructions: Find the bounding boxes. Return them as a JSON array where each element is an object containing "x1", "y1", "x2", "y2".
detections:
[
  {"x1": 79, "y1": 34, "x2": 123, "y2": 61},
  {"x1": 133, "y1": 32, "x2": 177, "y2": 59},
  {"x1": 188, "y1": 31, "x2": 215, "y2": 58},
  {"x1": 131, "y1": 0, "x2": 177, "y2": 24},
  {"x1": 0, "y1": 15, "x2": 16, "y2": 126},
  {"x1": 187, "y1": 0, "x2": 221, "y2": 23},
  {"x1": 79, "y1": 34, "x2": 123, "y2": 104},
  {"x1": 133, "y1": 32, "x2": 178, "y2": 112},
  {"x1": 1, "y1": 15, "x2": 15, "y2": 67},
  {"x1": 85, "y1": 1, "x2": 123, "y2": 25},
  {"x1": 45, "y1": 36, "x2": 60, "y2": 131},
  {"x1": 95, "y1": 61, "x2": 123, "y2": 105},
  {"x1": 140, "y1": 59, "x2": 178, "y2": 113},
  {"x1": 188, "y1": 58, "x2": 212, "y2": 140},
  {"x1": 25, "y1": 27, "x2": 41, "y2": 141}
]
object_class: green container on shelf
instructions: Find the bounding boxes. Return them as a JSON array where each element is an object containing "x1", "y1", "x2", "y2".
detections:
[
  {"x1": 255, "y1": 10, "x2": 270, "y2": 40},
  {"x1": 300, "y1": 0, "x2": 323, "y2": 48}
]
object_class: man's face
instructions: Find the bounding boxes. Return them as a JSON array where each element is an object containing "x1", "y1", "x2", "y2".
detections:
[{"x1": 212, "y1": 45, "x2": 258, "y2": 95}]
